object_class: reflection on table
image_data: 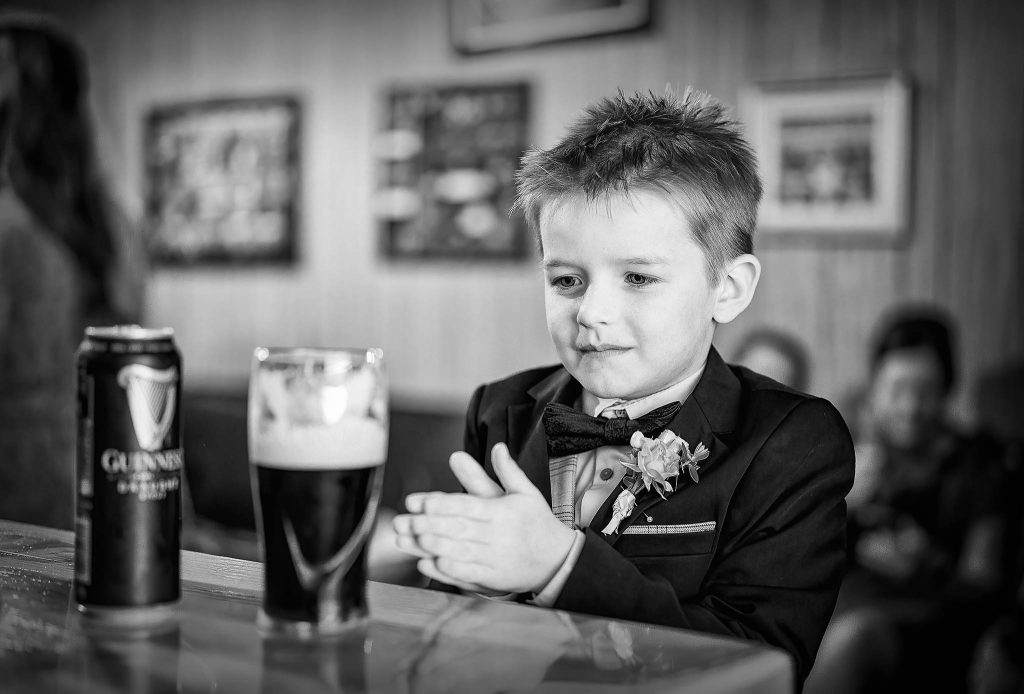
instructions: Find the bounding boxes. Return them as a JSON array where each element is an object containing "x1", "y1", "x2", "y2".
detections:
[{"x1": 0, "y1": 520, "x2": 793, "y2": 693}]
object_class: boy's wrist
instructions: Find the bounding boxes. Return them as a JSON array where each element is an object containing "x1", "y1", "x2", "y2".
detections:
[
  {"x1": 531, "y1": 529, "x2": 586, "y2": 606},
  {"x1": 541, "y1": 523, "x2": 578, "y2": 585}
]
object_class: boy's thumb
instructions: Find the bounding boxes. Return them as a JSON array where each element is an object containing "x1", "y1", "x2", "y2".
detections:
[
  {"x1": 449, "y1": 452, "x2": 504, "y2": 498},
  {"x1": 491, "y1": 443, "x2": 538, "y2": 496}
]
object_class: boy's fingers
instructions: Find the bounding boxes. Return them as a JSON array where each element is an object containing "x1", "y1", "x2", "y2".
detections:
[
  {"x1": 404, "y1": 493, "x2": 426, "y2": 514},
  {"x1": 491, "y1": 443, "x2": 540, "y2": 497},
  {"x1": 404, "y1": 492, "x2": 490, "y2": 520},
  {"x1": 417, "y1": 558, "x2": 488, "y2": 594},
  {"x1": 392, "y1": 513, "x2": 431, "y2": 558},
  {"x1": 449, "y1": 452, "x2": 504, "y2": 498},
  {"x1": 410, "y1": 513, "x2": 481, "y2": 541},
  {"x1": 433, "y1": 555, "x2": 489, "y2": 587},
  {"x1": 392, "y1": 512, "x2": 413, "y2": 535},
  {"x1": 396, "y1": 513, "x2": 486, "y2": 558},
  {"x1": 394, "y1": 533, "x2": 433, "y2": 559},
  {"x1": 415, "y1": 534, "x2": 482, "y2": 563}
]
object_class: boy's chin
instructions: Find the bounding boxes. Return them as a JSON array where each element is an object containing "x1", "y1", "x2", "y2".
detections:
[{"x1": 572, "y1": 372, "x2": 645, "y2": 401}]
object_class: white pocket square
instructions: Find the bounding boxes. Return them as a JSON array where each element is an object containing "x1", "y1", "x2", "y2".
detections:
[{"x1": 622, "y1": 521, "x2": 716, "y2": 535}]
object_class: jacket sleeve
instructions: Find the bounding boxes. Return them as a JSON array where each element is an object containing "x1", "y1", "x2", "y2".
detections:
[
  {"x1": 461, "y1": 384, "x2": 487, "y2": 462},
  {"x1": 552, "y1": 399, "x2": 854, "y2": 682}
]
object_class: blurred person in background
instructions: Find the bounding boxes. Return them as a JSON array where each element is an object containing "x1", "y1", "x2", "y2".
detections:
[
  {"x1": 970, "y1": 576, "x2": 1024, "y2": 694},
  {"x1": 0, "y1": 14, "x2": 144, "y2": 530},
  {"x1": 731, "y1": 326, "x2": 810, "y2": 392},
  {"x1": 970, "y1": 358, "x2": 1024, "y2": 694},
  {"x1": 806, "y1": 306, "x2": 1009, "y2": 694}
]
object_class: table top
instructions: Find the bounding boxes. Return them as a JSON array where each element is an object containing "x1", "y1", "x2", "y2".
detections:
[{"x1": 0, "y1": 520, "x2": 792, "y2": 693}]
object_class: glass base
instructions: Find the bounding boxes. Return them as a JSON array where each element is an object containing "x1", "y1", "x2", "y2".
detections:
[
  {"x1": 257, "y1": 608, "x2": 367, "y2": 639},
  {"x1": 77, "y1": 600, "x2": 180, "y2": 636}
]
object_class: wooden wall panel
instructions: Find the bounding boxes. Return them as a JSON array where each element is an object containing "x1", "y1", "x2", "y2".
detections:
[
  {"x1": 903, "y1": 0, "x2": 951, "y2": 304},
  {"x1": 13, "y1": 0, "x2": 1023, "y2": 420},
  {"x1": 946, "y1": 0, "x2": 1024, "y2": 418},
  {"x1": 732, "y1": 0, "x2": 913, "y2": 402}
]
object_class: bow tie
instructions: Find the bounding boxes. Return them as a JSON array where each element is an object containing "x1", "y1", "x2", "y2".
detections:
[{"x1": 542, "y1": 401, "x2": 682, "y2": 457}]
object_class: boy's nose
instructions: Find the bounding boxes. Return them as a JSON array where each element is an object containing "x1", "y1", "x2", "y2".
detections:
[{"x1": 576, "y1": 285, "x2": 617, "y2": 327}]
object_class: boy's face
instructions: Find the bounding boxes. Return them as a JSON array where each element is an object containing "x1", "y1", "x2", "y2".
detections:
[{"x1": 540, "y1": 190, "x2": 720, "y2": 401}]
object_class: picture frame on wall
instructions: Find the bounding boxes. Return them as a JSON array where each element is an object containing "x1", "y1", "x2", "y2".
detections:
[
  {"x1": 374, "y1": 81, "x2": 530, "y2": 261},
  {"x1": 449, "y1": 0, "x2": 651, "y2": 54},
  {"x1": 739, "y1": 74, "x2": 911, "y2": 242},
  {"x1": 145, "y1": 95, "x2": 300, "y2": 265}
]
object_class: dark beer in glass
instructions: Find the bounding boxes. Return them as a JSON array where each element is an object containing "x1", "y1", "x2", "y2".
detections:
[{"x1": 248, "y1": 347, "x2": 387, "y2": 637}]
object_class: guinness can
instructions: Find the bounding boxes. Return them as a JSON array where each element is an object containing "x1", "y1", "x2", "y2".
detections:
[{"x1": 74, "y1": 325, "x2": 183, "y2": 625}]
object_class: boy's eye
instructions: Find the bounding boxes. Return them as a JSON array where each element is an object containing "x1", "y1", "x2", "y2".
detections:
[
  {"x1": 625, "y1": 272, "x2": 656, "y2": 286},
  {"x1": 551, "y1": 275, "x2": 581, "y2": 290}
]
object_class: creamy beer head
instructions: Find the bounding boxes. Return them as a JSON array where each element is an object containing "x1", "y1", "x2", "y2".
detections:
[
  {"x1": 252, "y1": 417, "x2": 387, "y2": 470},
  {"x1": 249, "y1": 349, "x2": 387, "y2": 470}
]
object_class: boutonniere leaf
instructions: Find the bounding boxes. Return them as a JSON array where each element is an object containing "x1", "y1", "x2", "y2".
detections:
[
  {"x1": 681, "y1": 440, "x2": 709, "y2": 484},
  {"x1": 601, "y1": 429, "x2": 706, "y2": 535}
]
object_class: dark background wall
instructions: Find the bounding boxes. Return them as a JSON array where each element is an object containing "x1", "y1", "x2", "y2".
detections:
[{"x1": 10, "y1": 0, "x2": 1023, "y2": 422}]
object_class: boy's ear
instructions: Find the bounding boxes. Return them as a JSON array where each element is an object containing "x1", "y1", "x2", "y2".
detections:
[{"x1": 712, "y1": 254, "x2": 761, "y2": 324}]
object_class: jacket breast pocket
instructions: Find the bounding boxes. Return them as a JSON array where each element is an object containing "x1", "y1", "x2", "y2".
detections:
[{"x1": 616, "y1": 521, "x2": 716, "y2": 557}]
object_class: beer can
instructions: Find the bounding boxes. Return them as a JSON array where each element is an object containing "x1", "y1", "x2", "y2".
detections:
[{"x1": 74, "y1": 325, "x2": 183, "y2": 625}]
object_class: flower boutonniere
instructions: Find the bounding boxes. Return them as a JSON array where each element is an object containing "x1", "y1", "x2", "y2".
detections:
[{"x1": 600, "y1": 429, "x2": 709, "y2": 535}]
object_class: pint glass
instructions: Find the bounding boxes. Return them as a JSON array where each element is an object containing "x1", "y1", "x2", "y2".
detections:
[{"x1": 248, "y1": 347, "x2": 387, "y2": 637}]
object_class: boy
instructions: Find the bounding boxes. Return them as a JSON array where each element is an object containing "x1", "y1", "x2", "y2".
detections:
[{"x1": 394, "y1": 89, "x2": 854, "y2": 682}]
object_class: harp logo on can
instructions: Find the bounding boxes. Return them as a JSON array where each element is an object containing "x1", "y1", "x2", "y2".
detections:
[{"x1": 117, "y1": 364, "x2": 179, "y2": 452}]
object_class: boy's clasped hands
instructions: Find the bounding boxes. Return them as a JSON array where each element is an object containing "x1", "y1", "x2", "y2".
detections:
[{"x1": 393, "y1": 443, "x2": 576, "y2": 596}]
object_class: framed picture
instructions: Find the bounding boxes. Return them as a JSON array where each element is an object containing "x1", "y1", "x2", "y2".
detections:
[
  {"x1": 145, "y1": 96, "x2": 300, "y2": 265},
  {"x1": 374, "y1": 81, "x2": 530, "y2": 261},
  {"x1": 449, "y1": 0, "x2": 651, "y2": 54},
  {"x1": 739, "y1": 75, "x2": 911, "y2": 241}
]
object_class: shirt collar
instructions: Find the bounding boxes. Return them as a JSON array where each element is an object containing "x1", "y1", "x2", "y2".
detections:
[{"x1": 580, "y1": 362, "x2": 707, "y2": 419}]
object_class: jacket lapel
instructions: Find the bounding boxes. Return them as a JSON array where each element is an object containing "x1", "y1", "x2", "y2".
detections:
[
  {"x1": 593, "y1": 347, "x2": 741, "y2": 546},
  {"x1": 507, "y1": 368, "x2": 581, "y2": 505}
]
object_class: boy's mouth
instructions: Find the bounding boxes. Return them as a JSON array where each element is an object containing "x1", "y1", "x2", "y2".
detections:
[{"x1": 577, "y1": 343, "x2": 628, "y2": 353}]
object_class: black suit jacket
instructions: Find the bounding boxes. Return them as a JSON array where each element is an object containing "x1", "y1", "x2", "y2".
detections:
[{"x1": 459, "y1": 347, "x2": 854, "y2": 681}]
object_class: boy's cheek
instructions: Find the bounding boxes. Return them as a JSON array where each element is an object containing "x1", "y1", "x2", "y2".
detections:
[
  {"x1": 545, "y1": 314, "x2": 577, "y2": 347},
  {"x1": 551, "y1": 337, "x2": 589, "y2": 372},
  {"x1": 544, "y1": 311, "x2": 569, "y2": 341}
]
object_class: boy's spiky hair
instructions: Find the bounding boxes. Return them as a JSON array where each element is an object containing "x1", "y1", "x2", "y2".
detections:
[{"x1": 513, "y1": 88, "x2": 762, "y2": 279}]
